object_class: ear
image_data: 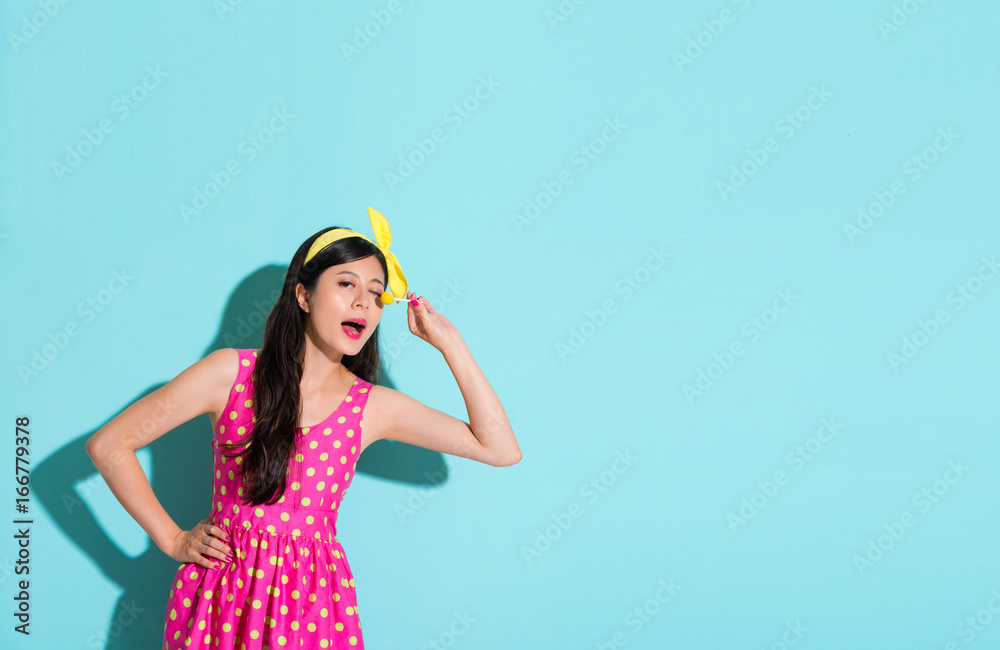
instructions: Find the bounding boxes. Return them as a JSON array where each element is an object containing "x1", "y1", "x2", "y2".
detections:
[{"x1": 294, "y1": 282, "x2": 310, "y2": 313}]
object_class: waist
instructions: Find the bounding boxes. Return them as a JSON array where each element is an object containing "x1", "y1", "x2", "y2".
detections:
[{"x1": 211, "y1": 493, "x2": 341, "y2": 543}]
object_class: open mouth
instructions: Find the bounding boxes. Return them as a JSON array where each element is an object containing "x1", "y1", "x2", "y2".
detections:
[{"x1": 342, "y1": 320, "x2": 366, "y2": 339}]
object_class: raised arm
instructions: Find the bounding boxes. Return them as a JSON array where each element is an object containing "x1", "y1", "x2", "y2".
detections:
[
  {"x1": 85, "y1": 348, "x2": 237, "y2": 557},
  {"x1": 365, "y1": 293, "x2": 521, "y2": 467}
]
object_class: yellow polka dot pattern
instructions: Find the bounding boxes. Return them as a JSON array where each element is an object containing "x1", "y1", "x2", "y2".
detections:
[{"x1": 163, "y1": 348, "x2": 369, "y2": 648}]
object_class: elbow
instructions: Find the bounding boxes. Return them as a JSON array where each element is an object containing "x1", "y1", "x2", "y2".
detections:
[
  {"x1": 85, "y1": 429, "x2": 117, "y2": 464},
  {"x1": 85, "y1": 426, "x2": 139, "y2": 475},
  {"x1": 497, "y1": 450, "x2": 522, "y2": 467},
  {"x1": 85, "y1": 434, "x2": 104, "y2": 463}
]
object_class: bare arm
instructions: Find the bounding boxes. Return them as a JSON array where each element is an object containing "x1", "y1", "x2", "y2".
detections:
[
  {"x1": 84, "y1": 348, "x2": 238, "y2": 555},
  {"x1": 367, "y1": 329, "x2": 522, "y2": 467}
]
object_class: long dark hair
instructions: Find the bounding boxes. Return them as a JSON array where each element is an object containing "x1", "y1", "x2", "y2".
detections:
[{"x1": 219, "y1": 226, "x2": 387, "y2": 506}]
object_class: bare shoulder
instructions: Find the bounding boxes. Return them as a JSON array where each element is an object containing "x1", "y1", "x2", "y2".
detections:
[
  {"x1": 361, "y1": 383, "x2": 392, "y2": 448},
  {"x1": 160, "y1": 347, "x2": 241, "y2": 428},
  {"x1": 361, "y1": 383, "x2": 416, "y2": 450}
]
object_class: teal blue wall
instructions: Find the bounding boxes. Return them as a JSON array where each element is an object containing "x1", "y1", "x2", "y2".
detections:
[{"x1": 3, "y1": 1, "x2": 999, "y2": 648}]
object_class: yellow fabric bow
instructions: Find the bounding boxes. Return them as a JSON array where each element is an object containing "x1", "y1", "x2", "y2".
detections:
[{"x1": 303, "y1": 207, "x2": 408, "y2": 305}]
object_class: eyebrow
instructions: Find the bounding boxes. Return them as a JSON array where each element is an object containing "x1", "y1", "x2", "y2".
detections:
[{"x1": 338, "y1": 270, "x2": 385, "y2": 288}]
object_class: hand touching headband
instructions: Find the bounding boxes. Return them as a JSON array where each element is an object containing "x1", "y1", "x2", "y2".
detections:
[{"x1": 303, "y1": 206, "x2": 411, "y2": 305}]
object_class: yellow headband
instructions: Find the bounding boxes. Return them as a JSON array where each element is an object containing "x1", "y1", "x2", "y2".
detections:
[{"x1": 303, "y1": 206, "x2": 408, "y2": 305}]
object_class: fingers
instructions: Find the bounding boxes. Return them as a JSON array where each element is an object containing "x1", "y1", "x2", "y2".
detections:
[
  {"x1": 407, "y1": 292, "x2": 432, "y2": 311},
  {"x1": 194, "y1": 555, "x2": 218, "y2": 571},
  {"x1": 203, "y1": 526, "x2": 234, "y2": 557},
  {"x1": 203, "y1": 535, "x2": 234, "y2": 558},
  {"x1": 209, "y1": 525, "x2": 229, "y2": 542},
  {"x1": 194, "y1": 521, "x2": 234, "y2": 569},
  {"x1": 193, "y1": 542, "x2": 229, "y2": 571},
  {"x1": 185, "y1": 536, "x2": 221, "y2": 571},
  {"x1": 406, "y1": 293, "x2": 423, "y2": 335},
  {"x1": 201, "y1": 545, "x2": 230, "y2": 563}
]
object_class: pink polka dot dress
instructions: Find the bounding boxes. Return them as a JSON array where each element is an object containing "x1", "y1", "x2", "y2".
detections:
[{"x1": 163, "y1": 348, "x2": 370, "y2": 649}]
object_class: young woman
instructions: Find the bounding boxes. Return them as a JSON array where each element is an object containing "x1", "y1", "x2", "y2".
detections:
[{"x1": 85, "y1": 208, "x2": 522, "y2": 649}]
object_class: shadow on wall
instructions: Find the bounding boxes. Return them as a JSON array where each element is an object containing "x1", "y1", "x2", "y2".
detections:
[{"x1": 34, "y1": 265, "x2": 447, "y2": 649}]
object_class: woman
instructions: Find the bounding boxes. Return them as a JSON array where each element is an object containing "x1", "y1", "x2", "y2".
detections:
[{"x1": 85, "y1": 207, "x2": 522, "y2": 648}]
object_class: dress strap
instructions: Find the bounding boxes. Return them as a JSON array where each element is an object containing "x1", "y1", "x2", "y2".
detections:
[
  {"x1": 219, "y1": 349, "x2": 258, "y2": 422},
  {"x1": 236, "y1": 348, "x2": 259, "y2": 386}
]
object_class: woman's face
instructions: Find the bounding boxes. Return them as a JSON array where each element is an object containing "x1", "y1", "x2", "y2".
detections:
[{"x1": 296, "y1": 255, "x2": 387, "y2": 354}]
